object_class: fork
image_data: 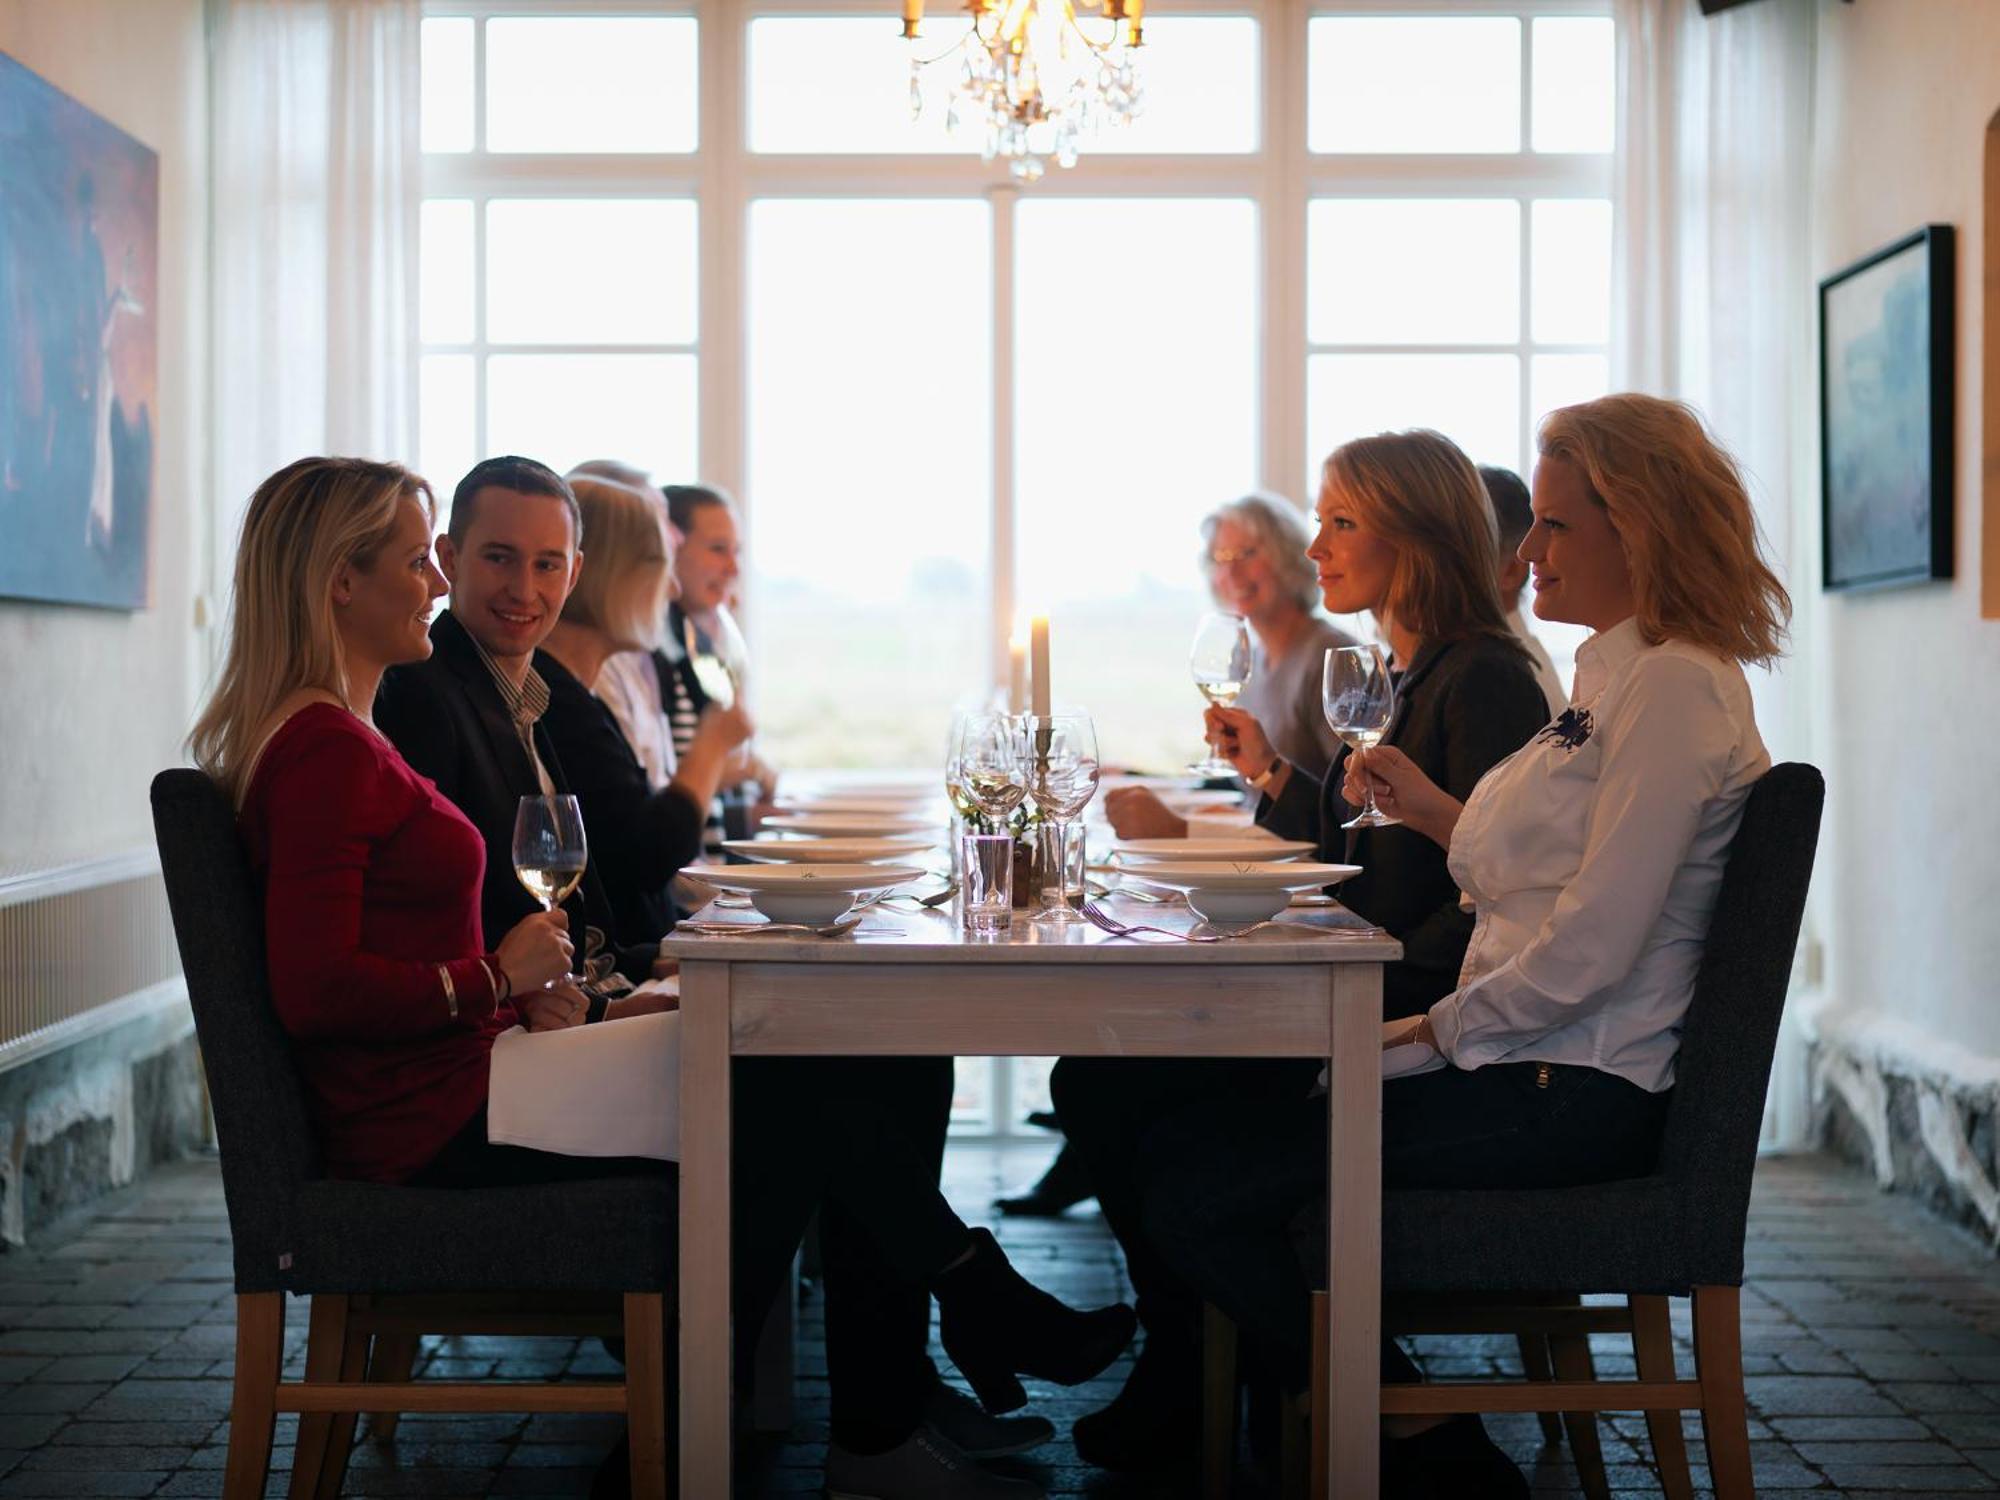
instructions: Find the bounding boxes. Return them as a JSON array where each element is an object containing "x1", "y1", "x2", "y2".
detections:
[
  {"x1": 679, "y1": 914, "x2": 865, "y2": 938},
  {"x1": 1080, "y1": 900, "x2": 1293, "y2": 944}
]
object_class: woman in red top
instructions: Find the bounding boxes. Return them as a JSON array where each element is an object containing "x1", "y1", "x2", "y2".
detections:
[{"x1": 191, "y1": 457, "x2": 576, "y2": 1183}]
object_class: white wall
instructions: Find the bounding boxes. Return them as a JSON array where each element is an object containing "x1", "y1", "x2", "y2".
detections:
[
  {"x1": 1803, "y1": 0, "x2": 2000, "y2": 1062},
  {"x1": 0, "y1": 1, "x2": 209, "y2": 875}
]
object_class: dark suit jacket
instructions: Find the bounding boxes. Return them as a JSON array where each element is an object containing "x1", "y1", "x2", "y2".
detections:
[
  {"x1": 538, "y1": 652, "x2": 707, "y2": 946},
  {"x1": 1261, "y1": 632, "x2": 1550, "y2": 1020},
  {"x1": 374, "y1": 610, "x2": 657, "y2": 980}
]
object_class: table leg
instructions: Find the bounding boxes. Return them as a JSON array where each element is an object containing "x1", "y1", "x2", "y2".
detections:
[
  {"x1": 1324, "y1": 964, "x2": 1382, "y2": 1498},
  {"x1": 679, "y1": 960, "x2": 733, "y2": 1498}
]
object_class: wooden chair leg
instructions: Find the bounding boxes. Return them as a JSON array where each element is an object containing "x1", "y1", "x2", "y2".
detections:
[
  {"x1": 1630, "y1": 1294, "x2": 1695, "y2": 1500},
  {"x1": 365, "y1": 1328, "x2": 420, "y2": 1440},
  {"x1": 1309, "y1": 1290, "x2": 1329, "y2": 1500},
  {"x1": 1548, "y1": 1330, "x2": 1609, "y2": 1500},
  {"x1": 1517, "y1": 1331, "x2": 1565, "y2": 1445},
  {"x1": 1201, "y1": 1302, "x2": 1239, "y2": 1500},
  {"x1": 226, "y1": 1292, "x2": 284, "y2": 1500},
  {"x1": 624, "y1": 1292, "x2": 671, "y2": 1500},
  {"x1": 1693, "y1": 1285, "x2": 1753, "y2": 1500},
  {"x1": 288, "y1": 1296, "x2": 345, "y2": 1500}
]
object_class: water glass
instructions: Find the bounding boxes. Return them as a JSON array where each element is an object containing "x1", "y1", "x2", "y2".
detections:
[
  {"x1": 1037, "y1": 821, "x2": 1086, "y2": 912},
  {"x1": 961, "y1": 833, "x2": 1015, "y2": 934}
]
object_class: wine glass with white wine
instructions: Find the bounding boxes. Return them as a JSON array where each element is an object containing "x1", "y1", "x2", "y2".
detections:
[
  {"x1": 512, "y1": 794, "x2": 589, "y2": 981},
  {"x1": 1321, "y1": 645, "x2": 1399, "y2": 829},
  {"x1": 1188, "y1": 612, "x2": 1254, "y2": 777},
  {"x1": 1024, "y1": 714, "x2": 1100, "y2": 924}
]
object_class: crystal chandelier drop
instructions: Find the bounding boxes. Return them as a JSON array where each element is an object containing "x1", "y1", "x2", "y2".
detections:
[{"x1": 900, "y1": 0, "x2": 1146, "y2": 182}]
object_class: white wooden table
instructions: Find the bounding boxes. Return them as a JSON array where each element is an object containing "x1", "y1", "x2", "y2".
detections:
[{"x1": 660, "y1": 893, "x2": 1400, "y2": 1498}]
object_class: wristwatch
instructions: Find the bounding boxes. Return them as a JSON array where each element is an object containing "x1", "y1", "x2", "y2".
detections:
[{"x1": 1246, "y1": 756, "x2": 1284, "y2": 793}]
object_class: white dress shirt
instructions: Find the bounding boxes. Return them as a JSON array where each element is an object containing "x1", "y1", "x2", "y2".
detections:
[
  {"x1": 1426, "y1": 618, "x2": 1770, "y2": 1093},
  {"x1": 596, "y1": 650, "x2": 677, "y2": 792},
  {"x1": 1507, "y1": 607, "x2": 1568, "y2": 719}
]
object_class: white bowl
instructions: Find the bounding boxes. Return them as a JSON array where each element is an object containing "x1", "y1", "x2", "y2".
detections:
[
  {"x1": 761, "y1": 812, "x2": 939, "y2": 838},
  {"x1": 722, "y1": 836, "x2": 936, "y2": 865},
  {"x1": 1184, "y1": 886, "x2": 1293, "y2": 924},
  {"x1": 1115, "y1": 837, "x2": 1317, "y2": 863},
  {"x1": 687, "y1": 862, "x2": 928, "y2": 925},
  {"x1": 748, "y1": 886, "x2": 859, "y2": 924}
]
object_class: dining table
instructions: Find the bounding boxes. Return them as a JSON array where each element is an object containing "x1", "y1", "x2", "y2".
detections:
[{"x1": 660, "y1": 886, "x2": 1401, "y2": 1499}]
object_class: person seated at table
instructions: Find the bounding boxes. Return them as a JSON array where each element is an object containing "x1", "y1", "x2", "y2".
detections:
[
  {"x1": 375, "y1": 457, "x2": 673, "y2": 999},
  {"x1": 660, "y1": 482, "x2": 778, "y2": 843},
  {"x1": 1481, "y1": 463, "x2": 1567, "y2": 716},
  {"x1": 196, "y1": 456, "x2": 1133, "y2": 1500},
  {"x1": 1141, "y1": 394, "x2": 1790, "y2": 1497},
  {"x1": 565, "y1": 459, "x2": 686, "y2": 793},
  {"x1": 534, "y1": 470, "x2": 1137, "y2": 1499},
  {"x1": 1050, "y1": 429, "x2": 1549, "y2": 1475},
  {"x1": 535, "y1": 473, "x2": 754, "y2": 942},
  {"x1": 1104, "y1": 491, "x2": 1357, "y2": 841}
]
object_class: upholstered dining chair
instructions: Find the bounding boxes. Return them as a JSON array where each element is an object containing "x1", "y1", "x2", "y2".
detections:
[
  {"x1": 1205, "y1": 761, "x2": 1824, "y2": 1500},
  {"x1": 150, "y1": 768, "x2": 679, "y2": 1500}
]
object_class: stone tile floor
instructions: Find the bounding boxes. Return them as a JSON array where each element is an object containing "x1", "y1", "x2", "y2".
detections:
[{"x1": 2, "y1": 1148, "x2": 1998, "y2": 1497}]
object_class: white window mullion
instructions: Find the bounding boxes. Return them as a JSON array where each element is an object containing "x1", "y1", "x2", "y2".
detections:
[
  {"x1": 1265, "y1": 0, "x2": 1309, "y2": 497},
  {"x1": 990, "y1": 185, "x2": 1018, "y2": 693}
]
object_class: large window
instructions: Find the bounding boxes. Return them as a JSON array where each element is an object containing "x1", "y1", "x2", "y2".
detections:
[{"x1": 420, "y1": 0, "x2": 1614, "y2": 1132}]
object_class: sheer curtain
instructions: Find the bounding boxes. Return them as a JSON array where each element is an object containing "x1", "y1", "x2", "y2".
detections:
[
  {"x1": 206, "y1": 0, "x2": 421, "y2": 568},
  {"x1": 1611, "y1": 0, "x2": 1818, "y2": 1147}
]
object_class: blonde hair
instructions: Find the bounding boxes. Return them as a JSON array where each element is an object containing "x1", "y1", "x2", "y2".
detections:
[
  {"x1": 1537, "y1": 395, "x2": 1791, "y2": 665},
  {"x1": 190, "y1": 457, "x2": 434, "y2": 800},
  {"x1": 1200, "y1": 492, "x2": 1321, "y2": 615},
  {"x1": 562, "y1": 476, "x2": 671, "y2": 651},
  {"x1": 1321, "y1": 430, "x2": 1514, "y2": 644}
]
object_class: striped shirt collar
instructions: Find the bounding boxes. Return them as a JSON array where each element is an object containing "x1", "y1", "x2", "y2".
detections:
[{"x1": 461, "y1": 620, "x2": 550, "y2": 735}]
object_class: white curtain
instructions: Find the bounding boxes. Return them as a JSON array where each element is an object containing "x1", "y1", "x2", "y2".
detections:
[
  {"x1": 207, "y1": 0, "x2": 421, "y2": 550},
  {"x1": 1611, "y1": 0, "x2": 1819, "y2": 1147}
]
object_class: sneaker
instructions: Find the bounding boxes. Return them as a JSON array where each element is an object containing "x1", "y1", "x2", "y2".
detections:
[
  {"x1": 926, "y1": 1382, "x2": 1056, "y2": 1458},
  {"x1": 824, "y1": 1426, "x2": 1045, "y2": 1500}
]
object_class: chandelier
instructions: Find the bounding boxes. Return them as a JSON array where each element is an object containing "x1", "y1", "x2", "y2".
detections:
[{"x1": 900, "y1": 0, "x2": 1146, "y2": 181}]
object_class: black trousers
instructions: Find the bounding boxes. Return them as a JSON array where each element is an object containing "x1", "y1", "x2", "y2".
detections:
[
  {"x1": 1138, "y1": 1060, "x2": 1673, "y2": 1390},
  {"x1": 414, "y1": 1054, "x2": 960, "y2": 1449},
  {"x1": 1050, "y1": 1056, "x2": 1322, "y2": 1360}
]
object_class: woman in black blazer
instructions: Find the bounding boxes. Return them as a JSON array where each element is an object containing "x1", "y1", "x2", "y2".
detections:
[{"x1": 1052, "y1": 429, "x2": 1548, "y2": 1476}]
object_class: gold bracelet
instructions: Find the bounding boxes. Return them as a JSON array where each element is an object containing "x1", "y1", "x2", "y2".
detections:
[{"x1": 436, "y1": 963, "x2": 458, "y2": 1019}]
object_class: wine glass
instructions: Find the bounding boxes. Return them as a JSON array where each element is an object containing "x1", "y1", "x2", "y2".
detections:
[
  {"x1": 1024, "y1": 714, "x2": 1100, "y2": 923},
  {"x1": 1188, "y1": 613, "x2": 1254, "y2": 777},
  {"x1": 684, "y1": 607, "x2": 740, "y2": 709},
  {"x1": 1321, "y1": 645, "x2": 1399, "y2": 829},
  {"x1": 953, "y1": 712, "x2": 1029, "y2": 824},
  {"x1": 512, "y1": 794, "x2": 589, "y2": 982}
]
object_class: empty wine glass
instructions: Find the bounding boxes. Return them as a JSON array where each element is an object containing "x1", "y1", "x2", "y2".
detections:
[
  {"x1": 1322, "y1": 645, "x2": 1399, "y2": 829},
  {"x1": 954, "y1": 713, "x2": 1028, "y2": 823},
  {"x1": 1188, "y1": 613, "x2": 1254, "y2": 777},
  {"x1": 1024, "y1": 714, "x2": 1100, "y2": 923},
  {"x1": 512, "y1": 794, "x2": 589, "y2": 982}
]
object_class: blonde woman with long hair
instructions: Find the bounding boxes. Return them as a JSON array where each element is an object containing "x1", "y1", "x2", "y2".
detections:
[
  {"x1": 1050, "y1": 429, "x2": 1550, "y2": 1478},
  {"x1": 191, "y1": 456, "x2": 576, "y2": 1187},
  {"x1": 1140, "y1": 396, "x2": 1791, "y2": 1498}
]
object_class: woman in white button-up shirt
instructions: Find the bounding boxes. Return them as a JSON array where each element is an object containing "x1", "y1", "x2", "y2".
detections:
[{"x1": 1142, "y1": 395, "x2": 1792, "y2": 1499}]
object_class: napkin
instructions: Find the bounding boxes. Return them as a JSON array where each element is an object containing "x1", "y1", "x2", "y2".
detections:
[
  {"x1": 1381, "y1": 1040, "x2": 1447, "y2": 1080},
  {"x1": 487, "y1": 1012, "x2": 680, "y2": 1161}
]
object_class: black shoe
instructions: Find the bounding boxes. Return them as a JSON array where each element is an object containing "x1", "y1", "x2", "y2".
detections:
[
  {"x1": 934, "y1": 1228, "x2": 1137, "y2": 1415},
  {"x1": 993, "y1": 1143, "x2": 1094, "y2": 1218},
  {"x1": 1382, "y1": 1415, "x2": 1528, "y2": 1500},
  {"x1": 1070, "y1": 1332, "x2": 1202, "y2": 1473}
]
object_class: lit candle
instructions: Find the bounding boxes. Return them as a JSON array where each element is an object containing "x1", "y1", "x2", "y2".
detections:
[
  {"x1": 1008, "y1": 623, "x2": 1028, "y2": 715},
  {"x1": 901, "y1": 0, "x2": 924, "y2": 39},
  {"x1": 1030, "y1": 615, "x2": 1051, "y2": 720}
]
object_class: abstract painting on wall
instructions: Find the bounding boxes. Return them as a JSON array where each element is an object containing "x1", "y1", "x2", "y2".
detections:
[
  {"x1": 1818, "y1": 224, "x2": 1954, "y2": 593},
  {"x1": 0, "y1": 51, "x2": 158, "y2": 611}
]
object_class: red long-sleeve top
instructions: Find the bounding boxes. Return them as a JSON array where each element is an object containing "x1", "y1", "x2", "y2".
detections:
[{"x1": 240, "y1": 703, "x2": 519, "y2": 1183}]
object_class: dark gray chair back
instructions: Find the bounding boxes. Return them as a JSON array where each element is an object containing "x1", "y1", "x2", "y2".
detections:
[
  {"x1": 1653, "y1": 761, "x2": 1824, "y2": 1280},
  {"x1": 151, "y1": 768, "x2": 319, "y2": 1292}
]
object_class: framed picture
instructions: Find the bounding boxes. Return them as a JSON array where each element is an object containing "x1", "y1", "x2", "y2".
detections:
[
  {"x1": 1818, "y1": 224, "x2": 1954, "y2": 593},
  {"x1": 0, "y1": 51, "x2": 159, "y2": 611}
]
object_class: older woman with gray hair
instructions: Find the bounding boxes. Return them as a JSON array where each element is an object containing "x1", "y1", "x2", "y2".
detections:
[{"x1": 1105, "y1": 492, "x2": 1355, "y2": 840}]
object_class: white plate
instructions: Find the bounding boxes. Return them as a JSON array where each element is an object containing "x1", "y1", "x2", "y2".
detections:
[
  {"x1": 721, "y1": 836, "x2": 937, "y2": 864},
  {"x1": 1127, "y1": 861, "x2": 1360, "y2": 925},
  {"x1": 1125, "y1": 861, "x2": 1361, "y2": 891},
  {"x1": 1160, "y1": 789, "x2": 1247, "y2": 811},
  {"x1": 1114, "y1": 838, "x2": 1318, "y2": 864},
  {"x1": 686, "y1": 862, "x2": 927, "y2": 924},
  {"x1": 777, "y1": 795, "x2": 939, "y2": 815},
  {"x1": 760, "y1": 812, "x2": 940, "y2": 838}
]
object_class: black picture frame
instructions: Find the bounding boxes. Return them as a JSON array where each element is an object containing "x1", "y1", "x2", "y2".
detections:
[{"x1": 1818, "y1": 224, "x2": 1954, "y2": 593}]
